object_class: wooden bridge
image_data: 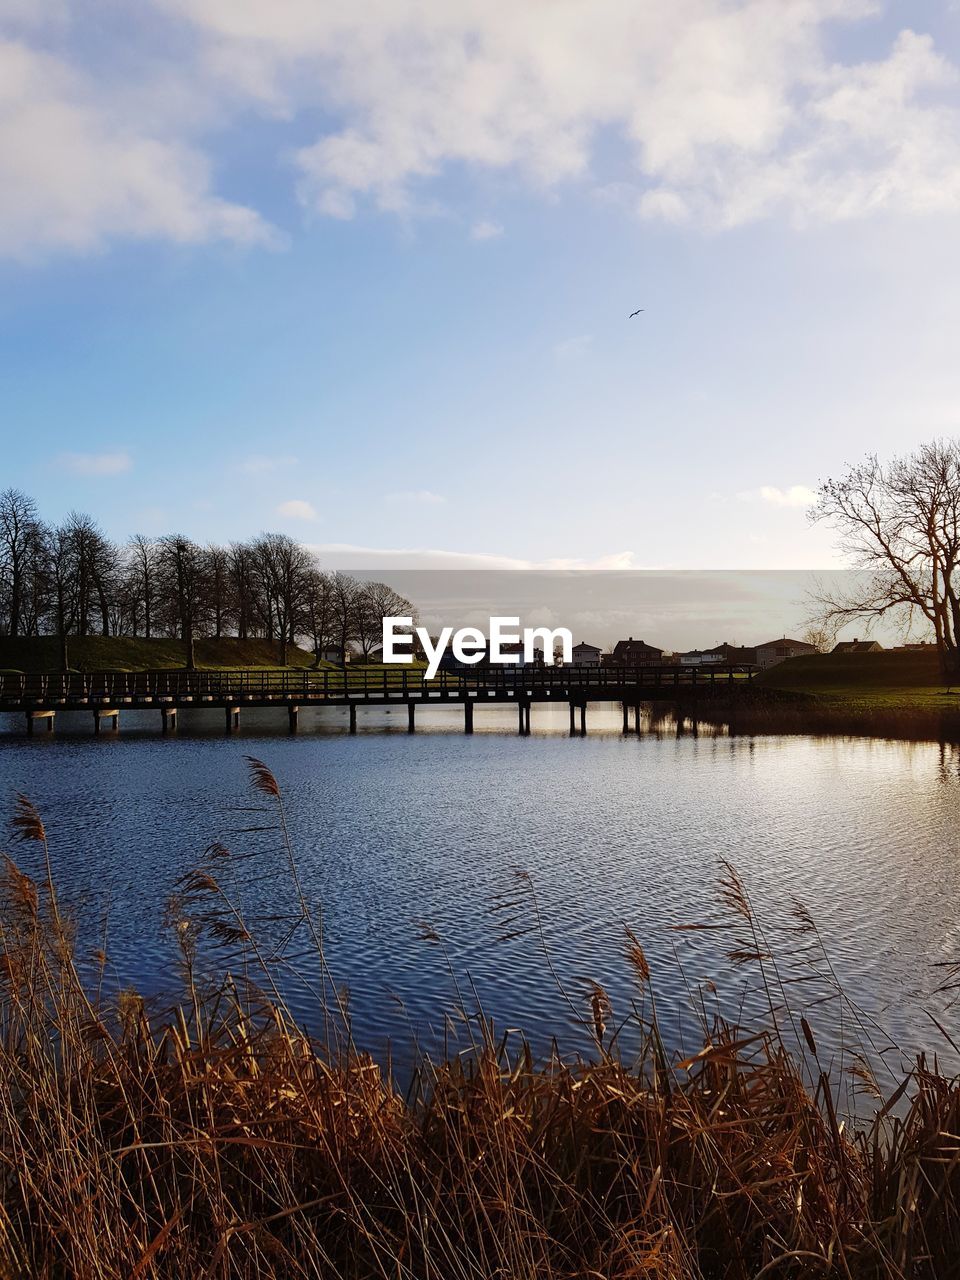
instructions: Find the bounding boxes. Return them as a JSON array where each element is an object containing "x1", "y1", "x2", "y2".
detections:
[{"x1": 0, "y1": 664, "x2": 756, "y2": 737}]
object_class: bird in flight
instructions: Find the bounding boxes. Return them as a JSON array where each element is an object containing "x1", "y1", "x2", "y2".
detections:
[{"x1": 629, "y1": 308, "x2": 644, "y2": 318}]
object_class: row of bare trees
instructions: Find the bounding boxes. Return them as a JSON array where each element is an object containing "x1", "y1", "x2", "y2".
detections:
[{"x1": 0, "y1": 491, "x2": 414, "y2": 669}]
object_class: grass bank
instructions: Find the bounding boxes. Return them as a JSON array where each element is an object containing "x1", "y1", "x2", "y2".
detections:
[
  {"x1": 1, "y1": 760, "x2": 959, "y2": 1278},
  {"x1": 757, "y1": 648, "x2": 951, "y2": 707},
  {"x1": 0, "y1": 636, "x2": 326, "y2": 672},
  {"x1": 691, "y1": 650, "x2": 960, "y2": 742}
]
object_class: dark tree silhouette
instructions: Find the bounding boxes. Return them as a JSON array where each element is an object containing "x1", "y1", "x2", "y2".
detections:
[{"x1": 811, "y1": 439, "x2": 960, "y2": 679}]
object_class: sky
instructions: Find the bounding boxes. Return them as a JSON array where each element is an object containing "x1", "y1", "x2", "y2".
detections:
[{"x1": 4, "y1": 0, "x2": 960, "y2": 572}]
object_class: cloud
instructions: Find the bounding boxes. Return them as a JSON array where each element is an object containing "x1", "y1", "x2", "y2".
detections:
[
  {"x1": 158, "y1": 0, "x2": 960, "y2": 232},
  {"x1": 276, "y1": 498, "x2": 318, "y2": 520},
  {"x1": 8, "y1": 3, "x2": 960, "y2": 258},
  {"x1": 385, "y1": 489, "x2": 447, "y2": 505},
  {"x1": 58, "y1": 450, "x2": 132, "y2": 476},
  {"x1": 640, "y1": 30, "x2": 960, "y2": 228},
  {"x1": 306, "y1": 542, "x2": 646, "y2": 570},
  {"x1": 554, "y1": 334, "x2": 594, "y2": 361},
  {"x1": 469, "y1": 219, "x2": 504, "y2": 240},
  {"x1": 737, "y1": 485, "x2": 817, "y2": 508},
  {"x1": 239, "y1": 453, "x2": 298, "y2": 474},
  {"x1": 0, "y1": 36, "x2": 275, "y2": 258}
]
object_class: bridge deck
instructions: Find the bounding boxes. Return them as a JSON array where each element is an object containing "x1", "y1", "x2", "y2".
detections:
[{"x1": 1, "y1": 664, "x2": 755, "y2": 713}]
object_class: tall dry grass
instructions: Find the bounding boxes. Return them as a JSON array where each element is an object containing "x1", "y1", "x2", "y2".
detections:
[{"x1": 0, "y1": 762, "x2": 957, "y2": 1278}]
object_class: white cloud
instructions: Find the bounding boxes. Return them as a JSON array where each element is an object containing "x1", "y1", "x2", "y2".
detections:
[
  {"x1": 386, "y1": 489, "x2": 447, "y2": 505},
  {"x1": 58, "y1": 450, "x2": 132, "y2": 476},
  {"x1": 276, "y1": 498, "x2": 318, "y2": 520},
  {"x1": 0, "y1": 36, "x2": 274, "y2": 258},
  {"x1": 554, "y1": 333, "x2": 594, "y2": 361},
  {"x1": 307, "y1": 542, "x2": 646, "y2": 570},
  {"x1": 8, "y1": 3, "x2": 960, "y2": 257},
  {"x1": 470, "y1": 219, "x2": 504, "y2": 240},
  {"x1": 239, "y1": 453, "x2": 298, "y2": 474},
  {"x1": 156, "y1": 0, "x2": 960, "y2": 231},
  {"x1": 737, "y1": 484, "x2": 817, "y2": 508}
]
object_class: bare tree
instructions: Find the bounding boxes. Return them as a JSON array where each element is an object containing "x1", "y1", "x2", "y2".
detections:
[
  {"x1": 252, "y1": 533, "x2": 314, "y2": 665},
  {"x1": 64, "y1": 513, "x2": 117, "y2": 637},
  {"x1": 203, "y1": 545, "x2": 231, "y2": 640},
  {"x1": 355, "y1": 580, "x2": 416, "y2": 660},
  {"x1": 228, "y1": 542, "x2": 256, "y2": 641},
  {"x1": 303, "y1": 567, "x2": 334, "y2": 666},
  {"x1": 18, "y1": 519, "x2": 50, "y2": 638},
  {"x1": 329, "y1": 572, "x2": 360, "y2": 666},
  {"x1": 128, "y1": 535, "x2": 159, "y2": 639},
  {"x1": 801, "y1": 625, "x2": 836, "y2": 654},
  {"x1": 158, "y1": 535, "x2": 205, "y2": 669},
  {"x1": 45, "y1": 524, "x2": 78, "y2": 671},
  {"x1": 0, "y1": 489, "x2": 40, "y2": 637},
  {"x1": 810, "y1": 440, "x2": 960, "y2": 678}
]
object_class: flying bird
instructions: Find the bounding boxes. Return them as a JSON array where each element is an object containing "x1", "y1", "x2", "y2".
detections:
[{"x1": 629, "y1": 308, "x2": 644, "y2": 318}]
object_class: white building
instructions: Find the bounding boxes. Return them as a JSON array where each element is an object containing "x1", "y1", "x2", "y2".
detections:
[{"x1": 570, "y1": 641, "x2": 602, "y2": 667}]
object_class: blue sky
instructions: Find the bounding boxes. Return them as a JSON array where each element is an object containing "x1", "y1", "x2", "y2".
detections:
[{"x1": 4, "y1": 0, "x2": 960, "y2": 570}]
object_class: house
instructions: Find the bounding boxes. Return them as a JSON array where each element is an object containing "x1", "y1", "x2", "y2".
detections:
[
  {"x1": 709, "y1": 642, "x2": 758, "y2": 665},
  {"x1": 678, "y1": 646, "x2": 758, "y2": 666},
  {"x1": 439, "y1": 640, "x2": 543, "y2": 670},
  {"x1": 570, "y1": 641, "x2": 602, "y2": 667},
  {"x1": 347, "y1": 644, "x2": 384, "y2": 664},
  {"x1": 832, "y1": 638, "x2": 884, "y2": 655},
  {"x1": 755, "y1": 637, "x2": 819, "y2": 669},
  {"x1": 499, "y1": 641, "x2": 544, "y2": 667},
  {"x1": 677, "y1": 647, "x2": 731, "y2": 666},
  {"x1": 605, "y1": 638, "x2": 663, "y2": 667}
]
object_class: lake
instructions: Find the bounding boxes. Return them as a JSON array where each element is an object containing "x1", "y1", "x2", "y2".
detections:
[{"x1": 1, "y1": 701, "x2": 959, "y2": 1097}]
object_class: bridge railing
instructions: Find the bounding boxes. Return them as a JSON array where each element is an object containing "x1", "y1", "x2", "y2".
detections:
[{"x1": 0, "y1": 664, "x2": 755, "y2": 704}]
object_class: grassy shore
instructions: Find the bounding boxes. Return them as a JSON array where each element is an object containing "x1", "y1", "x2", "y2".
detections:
[
  {"x1": 0, "y1": 760, "x2": 959, "y2": 1278},
  {"x1": 757, "y1": 648, "x2": 952, "y2": 707},
  {"x1": 0, "y1": 636, "x2": 329, "y2": 672},
  {"x1": 690, "y1": 649, "x2": 960, "y2": 742}
]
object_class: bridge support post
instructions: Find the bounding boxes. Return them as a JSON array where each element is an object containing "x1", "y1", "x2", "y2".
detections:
[
  {"x1": 408, "y1": 702, "x2": 416, "y2": 733},
  {"x1": 464, "y1": 701, "x2": 473, "y2": 734},
  {"x1": 569, "y1": 702, "x2": 576, "y2": 736},
  {"x1": 26, "y1": 710, "x2": 55, "y2": 736},
  {"x1": 93, "y1": 709, "x2": 118, "y2": 736},
  {"x1": 225, "y1": 706, "x2": 239, "y2": 734},
  {"x1": 288, "y1": 705, "x2": 299, "y2": 734},
  {"x1": 518, "y1": 699, "x2": 532, "y2": 735},
  {"x1": 349, "y1": 703, "x2": 357, "y2": 735},
  {"x1": 634, "y1": 703, "x2": 642, "y2": 734},
  {"x1": 622, "y1": 701, "x2": 629, "y2": 733},
  {"x1": 161, "y1": 707, "x2": 178, "y2": 734},
  {"x1": 579, "y1": 702, "x2": 587, "y2": 736}
]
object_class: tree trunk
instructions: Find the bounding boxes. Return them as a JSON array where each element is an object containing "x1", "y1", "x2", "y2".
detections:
[
  {"x1": 9, "y1": 574, "x2": 20, "y2": 638},
  {"x1": 186, "y1": 633, "x2": 196, "y2": 671},
  {"x1": 940, "y1": 644, "x2": 960, "y2": 685}
]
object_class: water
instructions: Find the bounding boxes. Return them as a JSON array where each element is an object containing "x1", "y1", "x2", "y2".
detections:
[{"x1": 1, "y1": 701, "x2": 959, "y2": 1090}]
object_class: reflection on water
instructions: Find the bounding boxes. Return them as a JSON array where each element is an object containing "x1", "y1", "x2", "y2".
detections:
[{"x1": 1, "y1": 703, "x2": 960, "y2": 1090}]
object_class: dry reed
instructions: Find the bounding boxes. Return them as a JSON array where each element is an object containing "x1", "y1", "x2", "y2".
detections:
[{"x1": 0, "y1": 760, "x2": 956, "y2": 1278}]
